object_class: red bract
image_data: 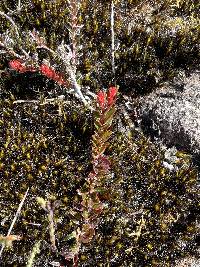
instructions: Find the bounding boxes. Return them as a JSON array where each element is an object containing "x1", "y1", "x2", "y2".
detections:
[
  {"x1": 97, "y1": 91, "x2": 106, "y2": 110},
  {"x1": 9, "y1": 60, "x2": 37, "y2": 73},
  {"x1": 9, "y1": 59, "x2": 69, "y2": 86},
  {"x1": 9, "y1": 60, "x2": 27, "y2": 73},
  {"x1": 40, "y1": 64, "x2": 67, "y2": 85},
  {"x1": 107, "y1": 86, "x2": 118, "y2": 107},
  {"x1": 97, "y1": 87, "x2": 118, "y2": 110},
  {"x1": 40, "y1": 64, "x2": 57, "y2": 79}
]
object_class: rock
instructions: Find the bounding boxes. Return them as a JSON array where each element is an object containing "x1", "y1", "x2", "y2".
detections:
[
  {"x1": 174, "y1": 256, "x2": 200, "y2": 267},
  {"x1": 137, "y1": 71, "x2": 200, "y2": 158}
]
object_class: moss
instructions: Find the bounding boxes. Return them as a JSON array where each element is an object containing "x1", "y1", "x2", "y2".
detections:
[
  {"x1": 0, "y1": 1, "x2": 199, "y2": 265},
  {"x1": 0, "y1": 93, "x2": 93, "y2": 264},
  {"x1": 0, "y1": 0, "x2": 199, "y2": 96},
  {"x1": 0, "y1": 93, "x2": 199, "y2": 266}
]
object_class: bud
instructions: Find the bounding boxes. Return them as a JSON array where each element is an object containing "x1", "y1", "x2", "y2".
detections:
[
  {"x1": 97, "y1": 91, "x2": 106, "y2": 110},
  {"x1": 107, "y1": 86, "x2": 118, "y2": 107},
  {"x1": 9, "y1": 60, "x2": 27, "y2": 73}
]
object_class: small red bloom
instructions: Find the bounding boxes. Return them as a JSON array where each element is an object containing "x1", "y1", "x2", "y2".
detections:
[
  {"x1": 40, "y1": 64, "x2": 69, "y2": 85},
  {"x1": 107, "y1": 86, "x2": 118, "y2": 107},
  {"x1": 40, "y1": 64, "x2": 56, "y2": 80},
  {"x1": 9, "y1": 60, "x2": 27, "y2": 73},
  {"x1": 97, "y1": 91, "x2": 106, "y2": 110},
  {"x1": 9, "y1": 60, "x2": 37, "y2": 73}
]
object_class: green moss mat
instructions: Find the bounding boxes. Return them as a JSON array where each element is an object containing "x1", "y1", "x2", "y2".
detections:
[
  {"x1": 0, "y1": 0, "x2": 199, "y2": 95},
  {"x1": 0, "y1": 94, "x2": 199, "y2": 266}
]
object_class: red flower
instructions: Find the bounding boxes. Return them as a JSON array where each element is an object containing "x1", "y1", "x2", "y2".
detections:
[
  {"x1": 40, "y1": 64, "x2": 67, "y2": 85},
  {"x1": 9, "y1": 60, "x2": 27, "y2": 73},
  {"x1": 107, "y1": 86, "x2": 118, "y2": 107},
  {"x1": 9, "y1": 60, "x2": 37, "y2": 73},
  {"x1": 9, "y1": 59, "x2": 70, "y2": 86},
  {"x1": 9, "y1": 60, "x2": 69, "y2": 87},
  {"x1": 40, "y1": 64, "x2": 57, "y2": 80},
  {"x1": 97, "y1": 91, "x2": 106, "y2": 110}
]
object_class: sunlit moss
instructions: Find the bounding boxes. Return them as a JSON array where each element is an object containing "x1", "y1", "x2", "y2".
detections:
[
  {"x1": 0, "y1": 0, "x2": 199, "y2": 95},
  {"x1": 0, "y1": 1, "x2": 199, "y2": 265},
  {"x1": 1, "y1": 92, "x2": 198, "y2": 265}
]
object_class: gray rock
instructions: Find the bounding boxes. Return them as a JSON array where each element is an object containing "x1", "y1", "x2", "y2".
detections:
[{"x1": 138, "y1": 71, "x2": 200, "y2": 156}]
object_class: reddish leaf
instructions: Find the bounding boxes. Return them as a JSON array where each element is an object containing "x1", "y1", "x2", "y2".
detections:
[
  {"x1": 40, "y1": 64, "x2": 57, "y2": 79},
  {"x1": 97, "y1": 91, "x2": 106, "y2": 110},
  {"x1": 9, "y1": 60, "x2": 28, "y2": 73},
  {"x1": 79, "y1": 224, "x2": 95, "y2": 244},
  {"x1": 97, "y1": 155, "x2": 111, "y2": 170},
  {"x1": 107, "y1": 86, "x2": 118, "y2": 107},
  {"x1": 103, "y1": 106, "x2": 116, "y2": 127}
]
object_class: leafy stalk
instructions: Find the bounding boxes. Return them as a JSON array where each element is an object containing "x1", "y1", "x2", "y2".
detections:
[{"x1": 62, "y1": 86, "x2": 118, "y2": 266}]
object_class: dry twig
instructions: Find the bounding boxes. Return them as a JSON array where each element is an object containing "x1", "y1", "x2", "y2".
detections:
[{"x1": 0, "y1": 188, "x2": 29, "y2": 258}]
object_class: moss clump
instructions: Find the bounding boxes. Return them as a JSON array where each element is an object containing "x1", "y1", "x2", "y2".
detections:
[
  {"x1": 0, "y1": 93, "x2": 93, "y2": 265},
  {"x1": 102, "y1": 130, "x2": 199, "y2": 266},
  {"x1": 0, "y1": 0, "x2": 199, "y2": 96},
  {"x1": 0, "y1": 93, "x2": 199, "y2": 266},
  {"x1": 0, "y1": 1, "x2": 199, "y2": 265}
]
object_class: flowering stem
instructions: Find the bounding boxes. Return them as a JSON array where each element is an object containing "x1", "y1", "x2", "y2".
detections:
[
  {"x1": 63, "y1": 87, "x2": 118, "y2": 266},
  {"x1": 9, "y1": 59, "x2": 91, "y2": 108}
]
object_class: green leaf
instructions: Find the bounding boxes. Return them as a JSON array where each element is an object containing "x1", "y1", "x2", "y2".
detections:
[
  {"x1": 93, "y1": 110, "x2": 101, "y2": 119},
  {"x1": 94, "y1": 119, "x2": 102, "y2": 130},
  {"x1": 97, "y1": 142, "x2": 109, "y2": 155},
  {"x1": 65, "y1": 231, "x2": 78, "y2": 241},
  {"x1": 104, "y1": 106, "x2": 115, "y2": 124},
  {"x1": 99, "y1": 130, "x2": 112, "y2": 143},
  {"x1": 95, "y1": 187, "x2": 107, "y2": 193}
]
